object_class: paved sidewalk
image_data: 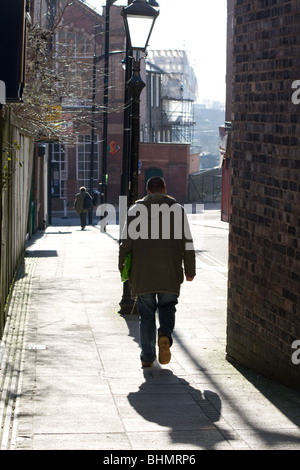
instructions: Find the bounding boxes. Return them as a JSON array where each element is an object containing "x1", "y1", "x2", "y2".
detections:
[{"x1": 1, "y1": 216, "x2": 300, "y2": 451}]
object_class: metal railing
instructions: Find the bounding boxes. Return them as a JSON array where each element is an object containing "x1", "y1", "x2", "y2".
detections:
[{"x1": 0, "y1": 107, "x2": 34, "y2": 337}]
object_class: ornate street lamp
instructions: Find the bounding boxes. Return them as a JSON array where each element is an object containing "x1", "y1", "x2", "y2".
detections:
[
  {"x1": 119, "y1": 0, "x2": 159, "y2": 315},
  {"x1": 122, "y1": 0, "x2": 159, "y2": 54}
]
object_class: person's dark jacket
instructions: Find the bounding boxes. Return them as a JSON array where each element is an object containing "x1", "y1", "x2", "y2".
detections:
[
  {"x1": 74, "y1": 191, "x2": 92, "y2": 214},
  {"x1": 119, "y1": 193, "x2": 196, "y2": 299}
]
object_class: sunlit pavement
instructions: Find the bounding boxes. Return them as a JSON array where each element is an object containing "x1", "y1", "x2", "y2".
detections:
[{"x1": 1, "y1": 205, "x2": 300, "y2": 451}]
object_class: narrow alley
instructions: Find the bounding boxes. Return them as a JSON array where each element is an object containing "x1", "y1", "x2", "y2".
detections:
[{"x1": 1, "y1": 206, "x2": 300, "y2": 451}]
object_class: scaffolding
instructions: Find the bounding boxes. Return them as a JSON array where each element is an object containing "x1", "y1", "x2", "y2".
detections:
[{"x1": 147, "y1": 50, "x2": 197, "y2": 143}]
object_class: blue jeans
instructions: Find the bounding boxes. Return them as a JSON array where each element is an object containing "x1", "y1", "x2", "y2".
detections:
[{"x1": 137, "y1": 292, "x2": 178, "y2": 363}]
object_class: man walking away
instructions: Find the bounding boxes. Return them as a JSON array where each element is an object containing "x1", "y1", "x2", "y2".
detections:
[
  {"x1": 119, "y1": 176, "x2": 196, "y2": 368},
  {"x1": 74, "y1": 186, "x2": 93, "y2": 230}
]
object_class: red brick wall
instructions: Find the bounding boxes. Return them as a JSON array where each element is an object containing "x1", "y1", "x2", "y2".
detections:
[
  {"x1": 139, "y1": 142, "x2": 190, "y2": 204},
  {"x1": 227, "y1": 0, "x2": 300, "y2": 391},
  {"x1": 107, "y1": 142, "x2": 190, "y2": 205}
]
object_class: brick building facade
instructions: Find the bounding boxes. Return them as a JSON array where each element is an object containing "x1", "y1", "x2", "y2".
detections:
[
  {"x1": 43, "y1": 1, "x2": 192, "y2": 214},
  {"x1": 227, "y1": 0, "x2": 300, "y2": 391}
]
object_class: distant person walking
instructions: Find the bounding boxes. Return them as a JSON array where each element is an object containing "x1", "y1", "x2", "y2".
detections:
[
  {"x1": 119, "y1": 176, "x2": 196, "y2": 368},
  {"x1": 74, "y1": 186, "x2": 93, "y2": 230}
]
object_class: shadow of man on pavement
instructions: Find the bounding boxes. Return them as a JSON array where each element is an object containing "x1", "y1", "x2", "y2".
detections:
[{"x1": 127, "y1": 366, "x2": 232, "y2": 450}]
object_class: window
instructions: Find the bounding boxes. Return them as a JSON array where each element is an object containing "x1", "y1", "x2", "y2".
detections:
[
  {"x1": 77, "y1": 135, "x2": 99, "y2": 190},
  {"x1": 56, "y1": 31, "x2": 93, "y2": 59},
  {"x1": 149, "y1": 73, "x2": 160, "y2": 108},
  {"x1": 151, "y1": 74, "x2": 155, "y2": 107},
  {"x1": 50, "y1": 143, "x2": 68, "y2": 198},
  {"x1": 156, "y1": 75, "x2": 160, "y2": 107},
  {"x1": 55, "y1": 31, "x2": 93, "y2": 105}
]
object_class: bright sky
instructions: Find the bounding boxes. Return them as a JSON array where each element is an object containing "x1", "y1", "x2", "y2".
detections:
[{"x1": 85, "y1": 0, "x2": 227, "y2": 104}]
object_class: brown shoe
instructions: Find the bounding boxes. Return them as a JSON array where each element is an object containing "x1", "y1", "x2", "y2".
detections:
[{"x1": 158, "y1": 335, "x2": 171, "y2": 365}]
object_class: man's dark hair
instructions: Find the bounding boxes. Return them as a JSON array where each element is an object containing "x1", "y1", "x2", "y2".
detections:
[{"x1": 146, "y1": 176, "x2": 166, "y2": 193}]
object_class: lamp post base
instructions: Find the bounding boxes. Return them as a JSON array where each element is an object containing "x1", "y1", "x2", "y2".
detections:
[{"x1": 119, "y1": 281, "x2": 138, "y2": 315}]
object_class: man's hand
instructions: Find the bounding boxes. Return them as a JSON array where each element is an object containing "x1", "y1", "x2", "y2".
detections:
[{"x1": 185, "y1": 275, "x2": 195, "y2": 282}]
